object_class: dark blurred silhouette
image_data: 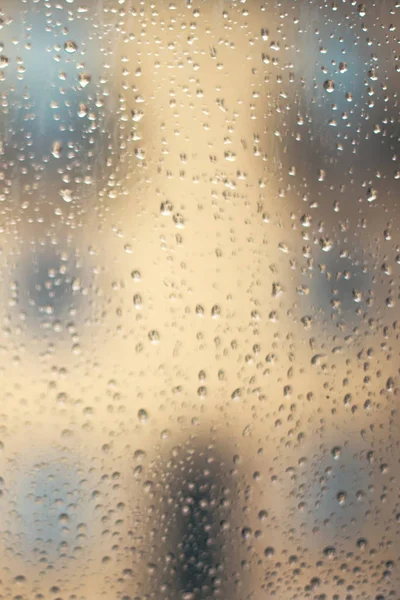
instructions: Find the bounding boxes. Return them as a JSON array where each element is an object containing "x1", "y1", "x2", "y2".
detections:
[{"x1": 145, "y1": 436, "x2": 238, "y2": 600}]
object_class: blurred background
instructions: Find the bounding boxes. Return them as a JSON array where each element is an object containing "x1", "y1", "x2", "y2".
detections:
[{"x1": 0, "y1": 0, "x2": 399, "y2": 598}]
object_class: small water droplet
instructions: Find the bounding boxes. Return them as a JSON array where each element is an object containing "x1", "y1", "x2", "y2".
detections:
[
  {"x1": 323, "y1": 79, "x2": 335, "y2": 93},
  {"x1": 64, "y1": 41, "x2": 78, "y2": 54},
  {"x1": 357, "y1": 3, "x2": 366, "y2": 17},
  {"x1": 138, "y1": 409, "x2": 149, "y2": 423},
  {"x1": 148, "y1": 330, "x2": 160, "y2": 344},
  {"x1": 366, "y1": 188, "x2": 377, "y2": 202},
  {"x1": 51, "y1": 141, "x2": 63, "y2": 159},
  {"x1": 60, "y1": 188, "x2": 73, "y2": 203},
  {"x1": 231, "y1": 388, "x2": 242, "y2": 402},
  {"x1": 323, "y1": 546, "x2": 336, "y2": 559},
  {"x1": 131, "y1": 270, "x2": 141, "y2": 282},
  {"x1": 78, "y1": 73, "x2": 91, "y2": 88},
  {"x1": 319, "y1": 237, "x2": 333, "y2": 252},
  {"x1": 160, "y1": 200, "x2": 173, "y2": 216}
]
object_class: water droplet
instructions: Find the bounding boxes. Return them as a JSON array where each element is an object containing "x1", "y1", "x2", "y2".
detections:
[
  {"x1": 323, "y1": 80, "x2": 335, "y2": 93},
  {"x1": 133, "y1": 294, "x2": 142, "y2": 309},
  {"x1": 160, "y1": 200, "x2": 173, "y2": 216},
  {"x1": 173, "y1": 213, "x2": 185, "y2": 228},
  {"x1": 51, "y1": 141, "x2": 63, "y2": 159},
  {"x1": 357, "y1": 3, "x2": 366, "y2": 17},
  {"x1": 319, "y1": 237, "x2": 333, "y2": 252},
  {"x1": 231, "y1": 388, "x2": 242, "y2": 402},
  {"x1": 138, "y1": 409, "x2": 149, "y2": 423},
  {"x1": 131, "y1": 270, "x2": 141, "y2": 282},
  {"x1": 195, "y1": 304, "x2": 205, "y2": 316},
  {"x1": 242, "y1": 527, "x2": 252, "y2": 540},
  {"x1": 300, "y1": 214, "x2": 312, "y2": 227},
  {"x1": 60, "y1": 188, "x2": 73, "y2": 203},
  {"x1": 211, "y1": 305, "x2": 221, "y2": 318},
  {"x1": 78, "y1": 73, "x2": 91, "y2": 88},
  {"x1": 148, "y1": 330, "x2": 160, "y2": 344},
  {"x1": 356, "y1": 537, "x2": 368, "y2": 550},
  {"x1": 323, "y1": 546, "x2": 336, "y2": 559},
  {"x1": 367, "y1": 188, "x2": 377, "y2": 202},
  {"x1": 131, "y1": 109, "x2": 144, "y2": 122},
  {"x1": 64, "y1": 41, "x2": 78, "y2": 54}
]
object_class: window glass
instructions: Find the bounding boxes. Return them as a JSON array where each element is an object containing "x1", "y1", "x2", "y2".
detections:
[{"x1": 0, "y1": 1, "x2": 399, "y2": 598}]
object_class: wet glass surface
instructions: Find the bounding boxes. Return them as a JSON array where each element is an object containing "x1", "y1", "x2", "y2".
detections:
[{"x1": 0, "y1": 1, "x2": 399, "y2": 598}]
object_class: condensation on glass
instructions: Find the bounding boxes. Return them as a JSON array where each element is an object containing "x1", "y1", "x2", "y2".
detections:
[{"x1": 0, "y1": 0, "x2": 399, "y2": 598}]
